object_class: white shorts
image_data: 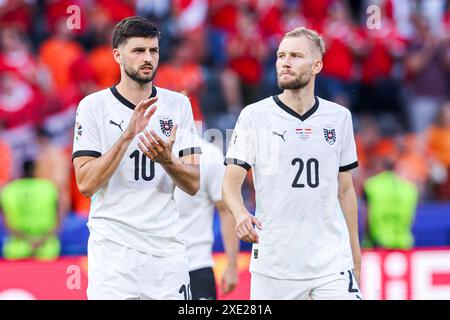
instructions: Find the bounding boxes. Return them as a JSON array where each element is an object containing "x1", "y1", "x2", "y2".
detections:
[
  {"x1": 87, "y1": 232, "x2": 191, "y2": 300},
  {"x1": 250, "y1": 270, "x2": 363, "y2": 300}
]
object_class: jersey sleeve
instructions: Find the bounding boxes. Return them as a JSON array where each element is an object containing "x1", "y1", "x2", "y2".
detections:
[
  {"x1": 339, "y1": 110, "x2": 358, "y2": 172},
  {"x1": 174, "y1": 96, "x2": 202, "y2": 158},
  {"x1": 224, "y1": 109, "x2": 256, "y2": 171},
  {"x1": 204, "y1": 145, "x2": 226, "y2": 203},
  {"x1": 72, "y1": 97, "x2": 102, "y2": 160}
]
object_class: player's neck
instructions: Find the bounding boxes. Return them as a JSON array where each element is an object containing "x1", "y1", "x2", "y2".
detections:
[
  {"x1": 279, "y1": 85, "x2": 316, "y2": 116},
  {"x1": 115, "y1": 78, "x2": 154, "y2": 106}
]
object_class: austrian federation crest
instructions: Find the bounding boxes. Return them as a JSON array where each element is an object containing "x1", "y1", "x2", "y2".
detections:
[
  {"x1": 323, "y1": 128, "x2": 336, "y2": 145},
  {"x1": 160, "y1": 118, "x2": 174, "y2": 137}
]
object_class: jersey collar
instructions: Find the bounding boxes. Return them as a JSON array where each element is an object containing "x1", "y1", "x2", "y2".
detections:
[
  {"x1": 272, "y1": 95, "x2": 319, "y2": 121},
  {"x1": 110, "y1": 85, "x2": 157, "y2": 110}
]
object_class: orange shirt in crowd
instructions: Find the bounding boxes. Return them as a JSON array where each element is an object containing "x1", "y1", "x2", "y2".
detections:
[
  {"x1": 155, "y1": 63, "x2": 204, "y2": 121},
  {"x1": 427, "y1": 125, "x2": 450, "y2": 167},
  {"x1": 355, "y1": 135, "x2": 397, "y2": 171},
  {"x1": 89, "y1": 45, "x2": 120, "y2": 89},
  {"x1": 394, "y1": 134, "x2": 429, "y2": 186},
  {"x1": 395, "y1": 152, "x2": 429, "y2": 186},
  {"x1": 39, "y1": 38, "x2": 83, "y2": 90}
]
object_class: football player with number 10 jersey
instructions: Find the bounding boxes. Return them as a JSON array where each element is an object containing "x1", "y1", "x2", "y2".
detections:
[{"x1": 72, "y1": 17, "x2": 201, "y2": 300}]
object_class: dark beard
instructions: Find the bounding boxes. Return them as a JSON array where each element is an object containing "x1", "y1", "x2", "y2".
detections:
[
  {"x1": 125, "y1": 66, "x2": 156, "y2": 85},
  {"x1": 277, "y1": 74, "x2": 310, "y2": 90}
]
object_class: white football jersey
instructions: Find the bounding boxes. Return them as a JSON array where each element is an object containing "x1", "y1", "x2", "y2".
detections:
[
  {"x1": 174, "y1": 139, "x2": 225, "y2": 271},
  {"x1": 225, "y1": 95, "x2": 358, "y2": 279},
  {"x1": 72, "y1": 86, "x2": 201, "y2": 256}
]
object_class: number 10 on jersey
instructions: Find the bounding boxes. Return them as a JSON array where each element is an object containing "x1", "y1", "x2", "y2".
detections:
[{"x1": 130, "y1": 150, "x2": 155, "y2": 181}]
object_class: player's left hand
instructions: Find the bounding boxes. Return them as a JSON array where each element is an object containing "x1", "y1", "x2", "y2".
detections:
[
  {"x1": 138, "y1": 124, "x2": 178, "y2": 165},
  {"x1": 220, "y1": 266, "x2": 238, "y2": 296}
]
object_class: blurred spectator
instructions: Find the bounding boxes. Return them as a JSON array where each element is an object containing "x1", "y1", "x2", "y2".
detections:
[
  {"x1": 0, "y1": 122, "x2": 13, "y2": 188},
  {"x1": 136, "y1": 0, "x2": 171, "y2": 22},
  {"x1": 207, "y1": 0, "x2": 254, "y2": 67},
  {"x1": 363, "y1": 158, "x2": 419, "y2": 249},
  {"x1": 82, "y1": 12, "x2": 119, "y2": 88},
  {"x1": 302, "y1": 0, "x2": 334, "y2": 29},
  {"x1": 355, "y1": 115, "x2": 397, "y2": 178},
  {"x1": 415, "y1": 0, "x2": 447, "y2": 37},
  {"x1": 358, "y1": 6, "x2": 407, "y2": 119},
  {"x1": 95, "y1": 0, "x2": 135, "y2": 23},
  {"x1": 44, "y1": 0, "x2": 87, "y2": 35},
  {"x1": 0, "y1": 160, "x2": 63, "y2": 261},
  {"x1": 197, "y1": 67, "x2": 229, "y2": 132},
  {"x1": 173, "y1": 0, "x2": 209, "y2": 64},
  {"x1": 34, "y1": 127, "x2": 71, "y2": 217},
  {"x1": 173, "y1": 0, "x2": 208, "y2": 35},
  {"x1": 404, "y1": 13, "x2": 450, "y2": 132},
  {"x1": 39, "y1": 17, "x2": 84, "y2": 91},
  {"x1": 0, "y1": 70, "x2": 45, "y2": 129},
  {"x1": 393, "y1": 133, "x2": 430, "y2": 198},
  {"x1": 68, "y1": 53, "x2": 98, "y2": 102},
  {"x1": 156, "y1": 37, "x2": 205, "y2": 121},
  {"x1": 40, "y1": 56, "x2": 97, "y2": 148},
  {"x1": 208, "y1": 0, "x2": 245, "y2": 34},
  {"x1": 387, "y1": 0, "x2": 417, "y2": 40},
  {"x1": 78, "y1": 5, "x2": 109, "y2": 48},
  {"x1": 0, "y1": 125, "x2": 39, "y2": 180},
  {"x1": 0, "y1": 0, "x2": 33, "y2": 33},
  {"x1": 221, "y1": 9, "x2": 268, "y2": 113},
  {"x1": 0, "y1": 26, "x2": 52, "y2": 92},
  {"x1": 387, "y1": 0, "x2": 447, "y2": 40},
  {"x1": 88, "y1": 44, "x2": 120, "y2": 89},
  {"x1": 316, "y1": 0, "x2": 365, "y2": 108},
  {"x1": 426, "y1": 101, "x2": 450, "y2": 200},
  {"x1": 280, "y1": 2, "x2": 308, "y2": 36},
  {"x1": 58, "y1": 55, "x2": 97, "y2": 111},
  {"x1": 255, "y1": 0, "x2": 283, "y2": 41}
]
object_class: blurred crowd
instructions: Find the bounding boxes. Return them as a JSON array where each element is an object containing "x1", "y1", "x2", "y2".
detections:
[{"x1": 0, "y1": 0, "x2": 449, "y2": 234}]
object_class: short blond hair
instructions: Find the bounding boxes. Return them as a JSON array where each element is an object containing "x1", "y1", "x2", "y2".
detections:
[{"x1": 283, "y1": 27, "x2": 326, "y2": 58}]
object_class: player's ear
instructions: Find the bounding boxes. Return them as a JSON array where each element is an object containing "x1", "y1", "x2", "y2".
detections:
[
  {"x1": 312, "y1": 59, "x2": 323, "y2": 75},
  {"x1": 113, "y1": 48, "x2": 122, "y2": 65}
]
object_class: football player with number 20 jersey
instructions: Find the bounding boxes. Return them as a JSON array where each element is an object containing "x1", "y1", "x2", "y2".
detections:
[{"x1": 223, "y1": 27, "x2": 363, "y2": 300}]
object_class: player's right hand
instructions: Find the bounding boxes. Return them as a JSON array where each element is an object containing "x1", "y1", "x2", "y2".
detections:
[
  {"x1": 235, "y1": 213, "x2": 262, "y2": 243},
  {"x1": 123, "y1": 96, "x2": 158, "y2": 139}
]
